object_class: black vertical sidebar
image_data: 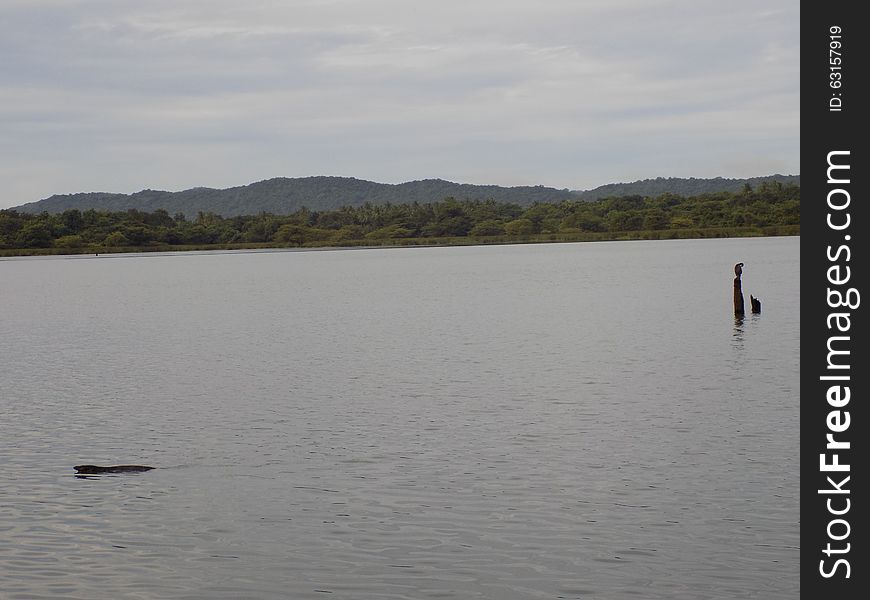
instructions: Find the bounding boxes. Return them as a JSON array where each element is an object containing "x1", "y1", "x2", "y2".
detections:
[{"x1": 802, "y1": 1, "x2": 867, "y2": 597}]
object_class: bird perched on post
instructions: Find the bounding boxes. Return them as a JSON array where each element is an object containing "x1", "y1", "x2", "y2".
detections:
[{"x1": 734, "y1": 262, "x2": 744, "y2": 277}]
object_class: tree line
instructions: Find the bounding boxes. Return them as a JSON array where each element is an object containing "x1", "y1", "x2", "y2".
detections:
[{"x1": 1, "y1": 182, "x2": 799, "y2": 252}]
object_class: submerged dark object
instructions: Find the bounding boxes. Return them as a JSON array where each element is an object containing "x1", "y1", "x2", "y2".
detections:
[
  {"x1": 74, "y1": 465, "x2": 154, "y2": 474},
  {"x1": 750, "y1": 295, "x2": 762, "y2": 314}
]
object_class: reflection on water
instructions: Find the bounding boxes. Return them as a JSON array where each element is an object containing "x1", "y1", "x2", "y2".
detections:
[
  {"x1": 732, "y1": 310, "x2": 763, "y2": 352},
  {"x1": 732, "y1": 315, "x2": 745, "y2": 344},
  {"x1": 0, "y1": 237, "x2": 800, "y2": 600}
]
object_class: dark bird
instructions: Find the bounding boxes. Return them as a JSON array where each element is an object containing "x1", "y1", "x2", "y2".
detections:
[
  {"x1": 734, "y1": 262, "x2": 744, "y2": 277},
  {"x1": 74, "y1": 465, "x2": 154, "y2": 474}
]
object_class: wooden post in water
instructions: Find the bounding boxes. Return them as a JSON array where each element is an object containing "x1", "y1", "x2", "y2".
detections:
[
  {"x1": 750, "y1": 295, "x2": 762, "y2": 314},
  {"x1": 733, "y1": 262, "x2": 745, "y2": 317}
]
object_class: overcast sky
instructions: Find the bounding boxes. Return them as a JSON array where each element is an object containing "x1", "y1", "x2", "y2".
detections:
[{"x1": 1, "y1": 0, "x2": 799, "y2": 209}]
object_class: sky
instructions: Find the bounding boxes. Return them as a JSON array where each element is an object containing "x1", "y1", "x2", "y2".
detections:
[{"x1": 0, "y1": 0, "x2": 799, "y2": 209}]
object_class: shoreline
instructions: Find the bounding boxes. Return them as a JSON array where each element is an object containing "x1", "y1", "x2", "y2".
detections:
[{"x1": 0, "y1": 225, "x2": 799, "y2": 258}]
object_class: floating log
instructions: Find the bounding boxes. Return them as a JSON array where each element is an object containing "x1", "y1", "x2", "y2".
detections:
[{"x1": 74, "y1": 465, "x2": 154, "y2": 474}]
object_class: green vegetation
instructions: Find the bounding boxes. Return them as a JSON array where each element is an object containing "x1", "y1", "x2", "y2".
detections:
[{"x1": 0, "y1": 182, "x2": 799, "y2": 256}]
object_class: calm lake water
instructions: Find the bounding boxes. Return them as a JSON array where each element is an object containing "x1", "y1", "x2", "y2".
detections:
[{"x1": 0, "y1": 237, "x2": 799, "y2": 599}]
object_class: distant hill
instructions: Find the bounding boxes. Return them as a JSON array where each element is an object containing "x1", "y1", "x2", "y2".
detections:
[
  {"x1": 575, "y1": 175, "x2": 801, "y2": 201},
  {"x1": 13, "y1": 177, "x2": 573, "y2": 218},
  {"x1": 13, "y1": 174, "x2": 799, "y2": 218}
]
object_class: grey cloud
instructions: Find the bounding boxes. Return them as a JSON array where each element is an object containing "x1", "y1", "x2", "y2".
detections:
[{"x1": 1, "y1": 0, "x2": 798, "y2": 207}]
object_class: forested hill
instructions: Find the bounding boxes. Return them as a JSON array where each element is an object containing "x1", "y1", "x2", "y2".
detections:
[
  {"x1": 14, "y1": 174, "x2": 799, "y2": 219},
  {"x1": 574, "y1": 175, "x2": 800, "y2": 201},
  {"x1": 14, "y1": 178, "x2": 572, "y2": 219}
]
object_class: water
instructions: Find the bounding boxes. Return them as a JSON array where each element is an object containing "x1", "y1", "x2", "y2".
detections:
[{"x1": 0, "y1": 237, "x2": 799, "y2": 599}]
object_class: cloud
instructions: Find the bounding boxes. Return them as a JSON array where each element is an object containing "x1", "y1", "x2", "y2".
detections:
[{"x1": 0, "y1": 0, "x2": 798, "y2": 207}]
